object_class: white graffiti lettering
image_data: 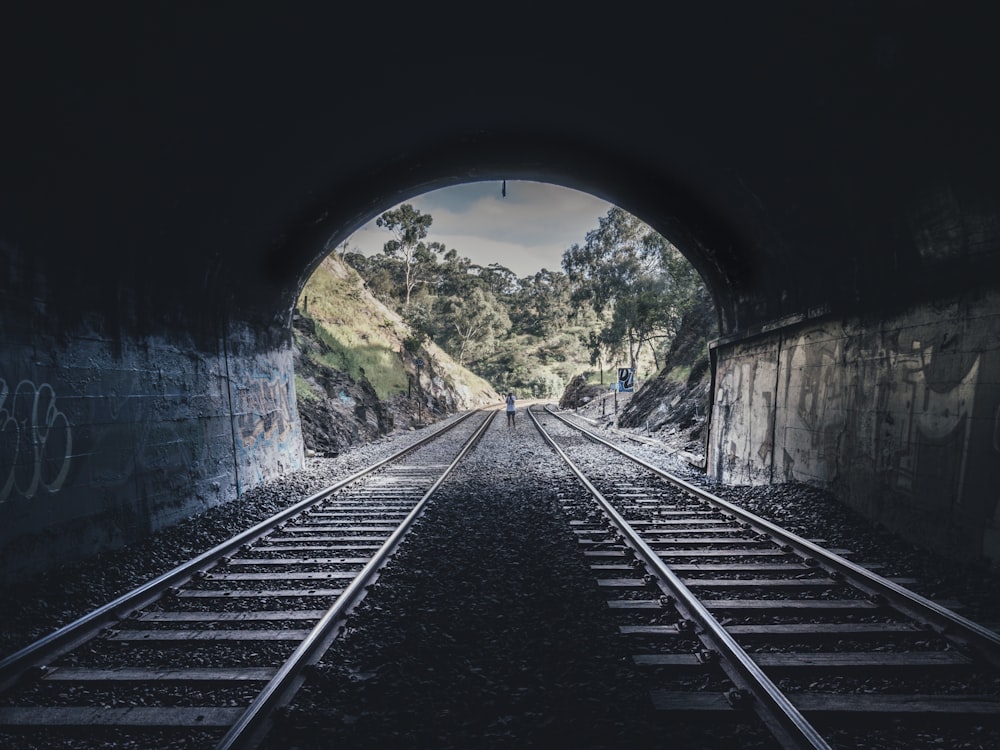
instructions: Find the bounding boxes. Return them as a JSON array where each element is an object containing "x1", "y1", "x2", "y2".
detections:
[{"x1": 0, "y1": 379, "x2": 73, "y2": 502}]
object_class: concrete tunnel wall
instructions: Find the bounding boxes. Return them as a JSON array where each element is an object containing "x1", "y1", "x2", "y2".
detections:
[
  {"x1": 0, "y1": 242, "x2": 302, "y2": 584},
  {"x1": 708, "y1": 287, "x2": 1000, "y2": 566}
]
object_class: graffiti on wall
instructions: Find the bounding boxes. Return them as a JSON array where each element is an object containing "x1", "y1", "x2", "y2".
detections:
[
  {"x1": 881, "y1": 338, "x2": 979, "y2": 506},
  {"x1": 0, "y1": 379, "x2": 73, "y2": 502},
  {"x1": 790, "y1": 338, "x2": 843, "y2": 437},
  {"x1": 994, "y1": 403, "x2": 1000, "y2": 528},
  {"x1": 237, "y1": 371, "x2": 296, "y2": 452},
  {"x1": 777, "y1": 333, "x2": 850, "y2": 481},
  {"x1": 711, "y1": 351, "x2": 778, "y2": 483},
  {"x1": 77, "y1": 369, "x2": 215, "y2": 494},
  {"x1": 233, "y1": 367, "x2": 300, "y2": 487},
  {"x1": 712, "y1": 316, "x2": 1000, "y2": 562},
  {"x1": 777, "y1": 329, "x2": 980, "y2": 509}
]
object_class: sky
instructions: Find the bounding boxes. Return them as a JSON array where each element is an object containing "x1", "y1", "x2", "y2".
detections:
[{"x1": 343, "y1": 181, "x2": 613, "y2": 278}]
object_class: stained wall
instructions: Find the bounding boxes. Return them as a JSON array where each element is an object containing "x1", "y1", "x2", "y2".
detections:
[
  {"x1": 708, "y1": 291, "x2": 1000, "y2": 564},
  {"x1": 0, "y1": 244, "x2": 302, "y2": 583}
]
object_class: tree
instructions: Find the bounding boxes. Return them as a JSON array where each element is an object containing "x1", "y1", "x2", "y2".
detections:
[
  {"x1": 510, "y1": 268, "x2": 572, "y2": 337},
  {"x1": 477, "y1": 340, "x2": 533, "y2": 396},
  {"x1": 342, "y1": 250, "x2": 404, "y2": 306},
  {"x1": 562, "y1": 206, "x2": 704, "y2": 376},
  {"x1": 376, "y1": 204, "x2": 442, "y2": 305},
  {"x1": 437, "y1": 287, "x2": 512, "y2": 367},
  {"x1": 478, "y1": 263, "x2": 520, "y2": 299},
  {"x1": 400, "y1": 301, "x2": 436, "y2": 354},
  {"x1": 435, "y1": 248, "x2": 478, "y2": 297},
  {"x1": 581, "y1": 329, "x2": 615, "y2": 384}
]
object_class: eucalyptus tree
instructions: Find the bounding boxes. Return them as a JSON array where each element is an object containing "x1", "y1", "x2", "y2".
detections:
[
  {"x1": 375, "y1": 204, "x2": 444, "y2": 305},
  {"x1": 478, "y1": 262, "x2": 520, "y2": 299},
  {"x1": 437, "y1": 286, "x2": 512, "y2": 367},
  {"x1": 510, "y1": 268, "x2": 572, "y2": 337},
  {"x1": 580, "y1": 328, "x2": 619, "y2": 385},
  {"x1": 562, "y1": 206, "x2": 704, "y2": 375},
  {"x1": 435, "y1": 247, "x2": 479, "y2": 297},
  {"x1": 341, "y1": 250, "x2": 403, "y2": 306}
]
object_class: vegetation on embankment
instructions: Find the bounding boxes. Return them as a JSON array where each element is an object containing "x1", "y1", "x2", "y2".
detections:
[
  {"x1": 293, "y1": 256, "x2": 499, "y2": 456},
  {"x1": 293, "y1": 202, "x2": 718, "y2": 455},
  {"x1": 341, "y1": 204, "x2": 709, "y2": 398}
]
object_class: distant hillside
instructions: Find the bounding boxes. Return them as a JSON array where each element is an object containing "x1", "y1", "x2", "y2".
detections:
[
  {"x1": 293, "y1": 254, "x2": 717, "y2": 460},
  {"x1": 294, "y1": 256, "x2": 501, "y2": 455}
]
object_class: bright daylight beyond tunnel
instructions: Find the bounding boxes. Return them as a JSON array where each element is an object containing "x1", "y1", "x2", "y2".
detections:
[{"x1": 292, "y1": 181, "x2": 717, "y2": 456}]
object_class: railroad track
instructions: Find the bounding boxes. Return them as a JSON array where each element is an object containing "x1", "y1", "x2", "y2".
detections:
[
  {"x1": 530, "y1": 404, "x2": 1000, "y2": 750},
  {"x1": 0, "y1": 408, "x2": 495, "y2": 750},
  {"x1": 4, "y1": 402, "x2": 999, "y2": 750}
]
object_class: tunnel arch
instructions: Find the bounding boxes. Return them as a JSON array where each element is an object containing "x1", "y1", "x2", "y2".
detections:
[
  {"x1": 257, "y1": 129, "x2": 772, "y2": 342},
  {"x1": 5, "y1": 3, "x2": 1000, "y2": 580}
]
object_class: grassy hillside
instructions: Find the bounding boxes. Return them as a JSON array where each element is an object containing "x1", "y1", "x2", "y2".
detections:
[{"x1": 296, "y1": 256, "x2": 498, "y2": 406}]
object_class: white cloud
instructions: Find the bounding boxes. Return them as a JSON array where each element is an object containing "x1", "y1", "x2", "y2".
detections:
[{"x1": 344, "y1": 181, "x2": 612, "y2": 277}]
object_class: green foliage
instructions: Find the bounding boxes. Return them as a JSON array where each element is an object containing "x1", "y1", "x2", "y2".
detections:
[
  {"x1": 294, "y1": 373, "x2": 319, "y2": 402},
  {"x1": 665, "y1": 365, "x2": 692, "y2": 383},
  {"x1": 402, "y1": 334, "x2": 425, "y2": 356},
  {"x1": 375, "y1": 204, "x2": 444, "y2": 305},
  {"x1": 562, "y1": 206, "x2": 707, "y2": 375},
  {"x1": 478, "y1": 263, "x2": 520, "y2": 297},
  {"x1": 308, "y1": 199, "x2": 713, "y2": 404},
  {"x1": 435, "y1": 286, "x2": 511, "y2": 367},
  {"x1": 342, "y1": 251, "x2": 401, "y2": 305},
  {"x1": 585, "y1": 368, "x2": 616, "y2": 386},
  {"x1": 509, "y1": 268, "x2": 573, "y2": 336},
  {"x1": 401, "y1": 303, "x2": 434, "y2": 353}
]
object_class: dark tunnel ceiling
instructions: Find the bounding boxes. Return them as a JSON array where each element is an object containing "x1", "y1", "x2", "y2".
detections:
[{"x1": 2, "y1": 3, "x2": 999, "y2": 342}]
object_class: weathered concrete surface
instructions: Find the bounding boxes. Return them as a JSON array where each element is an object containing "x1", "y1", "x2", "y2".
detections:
[
  {"x1": 708, "y1": 290, "x2": 1000, "y2": 565},
  {"x1": 0, "y1": 244, "x2": 301, "y2": 582},
  {"x1": 0, "y1": 341, "x2": 301, "y2": 583}
]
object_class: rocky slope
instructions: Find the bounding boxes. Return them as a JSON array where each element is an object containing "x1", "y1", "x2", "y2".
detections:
[
  {"x1": 293, "y1": 313, "x2": 396, "y2": 456},
  {"x1": 559, "y1": 291, "x2": 718, "y2": 459},
  {"x1": 293, "y1": 254, "x2": 717, "y2": 462},
  {"x1": 616, "y1": 290, "x2": 717, "y2": 452},
  {"x1": 293, "y1": 257, "x2": 500, "y2": 456}
]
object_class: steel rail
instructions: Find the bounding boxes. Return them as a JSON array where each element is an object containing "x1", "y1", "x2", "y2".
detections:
[
  {"x1": 0, "y1": 409, "x2": 480, "y2": 692},
  {"x1": 542, "y1": 404, "x2": 1000, "y2": 664},
  {"x1": 529, "y1": 407, "x2": 833, "y2": 750},
  {"x1": 215, "y1": 409, "x2": 497, "y2": 750}
]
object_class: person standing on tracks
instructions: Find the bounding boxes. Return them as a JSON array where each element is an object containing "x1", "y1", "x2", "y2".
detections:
[{"x1": 505, "y1": 392, "x2": 516, "y2": 429}]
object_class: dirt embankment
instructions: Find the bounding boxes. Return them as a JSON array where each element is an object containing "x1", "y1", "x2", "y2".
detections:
[{"x1": 293, "y1": 313, "x2": 500, "y2": 456}]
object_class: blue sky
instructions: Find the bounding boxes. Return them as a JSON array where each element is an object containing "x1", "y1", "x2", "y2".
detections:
[{"x1": 344, "y1": 181, "x2": 612, "y2": 278}]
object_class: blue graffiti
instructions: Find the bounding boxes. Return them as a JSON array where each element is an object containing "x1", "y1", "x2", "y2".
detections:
[{"x1": 0, "y1": 379, "x2": 73, "y2": 502}]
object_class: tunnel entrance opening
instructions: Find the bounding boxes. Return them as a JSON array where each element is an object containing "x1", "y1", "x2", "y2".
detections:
[{"x1": 288, "y1": 180, "x2": 717, "y2": 460}]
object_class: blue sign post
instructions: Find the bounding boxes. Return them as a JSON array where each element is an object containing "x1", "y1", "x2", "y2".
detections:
[
  {"x1": 613, "y1": 367, "x2": 635, "y2": 427},
  {"x1": 617, "y1": 367, "x2": 635, "y2": 392}
]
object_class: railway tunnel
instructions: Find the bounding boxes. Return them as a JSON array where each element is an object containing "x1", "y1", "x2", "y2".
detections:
[{"x1": 2, "y1": 3, "x2": 1000, "y2": 582}]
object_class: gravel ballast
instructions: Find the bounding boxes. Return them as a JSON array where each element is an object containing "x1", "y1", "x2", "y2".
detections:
[
  {"x1": 1, "y1": 408, "x2": 999, "y2": 749},
  {"x1": 260, "y1": 419, "x2": 778, "y2": 750}
]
